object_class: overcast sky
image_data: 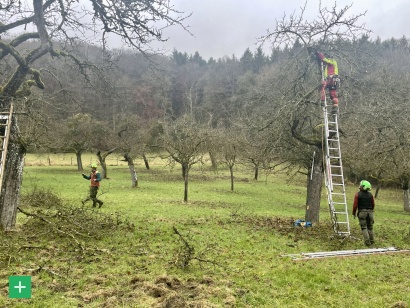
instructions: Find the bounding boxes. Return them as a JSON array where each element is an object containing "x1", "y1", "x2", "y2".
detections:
[{"x1": 140, "y1": 0, "x2": 410, "y2": 59}]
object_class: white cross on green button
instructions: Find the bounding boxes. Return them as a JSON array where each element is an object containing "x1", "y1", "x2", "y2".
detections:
[{"x1": 9, "y1": 276, "x2": 31, "y2": 298}]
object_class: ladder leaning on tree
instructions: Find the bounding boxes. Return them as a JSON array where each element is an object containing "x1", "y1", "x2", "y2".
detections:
[
  {"x1": 320, "y1": 65, "x2": 350, "y2": 236},
  {"x1": 0, "y1": 104, "x2": 14, "y2": 194}
]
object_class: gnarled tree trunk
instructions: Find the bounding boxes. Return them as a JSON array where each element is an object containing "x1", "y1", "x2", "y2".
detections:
[
  {"x1": 76, "y1": 150, "x2": 83, "y2": 171},
  {"x1": 402, "y1": 180, "x2": 410, "y2": 212},
  {"x1": 305, "y1": 147, "x2": 324, "y2": 222},
  {"x1": 183, "y1": 162, "x2": 189, "y2": 202},
  {"x1": 0, "y1": 117, "x2": 26, "y2": 230},
  {"x1": 142, "y1": 153, "x2": 150, "y2": 170},
  {"x1": 229, "y1": 165, "x2": 234, "y2": 192},
  {"x1": 97, "y1": 148, "x2": 117, "y2": 179},
  {"x1": 124, "y1": 153, "x2": 138, "y2": 188},
  {"x1": 403, "y1": 189, "x2": 410, "y2": 212}
]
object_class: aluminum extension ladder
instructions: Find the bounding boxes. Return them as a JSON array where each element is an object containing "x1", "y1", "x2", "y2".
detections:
[
  {"x1": 283, "y1": 247, "x2": 408, "y2": 261},
  {"x1": 0, "y1": 104, "x2": 13, "y2": 193},
  {"x1": 322, "y1": 101, "x2": 350, "y2": 236}
]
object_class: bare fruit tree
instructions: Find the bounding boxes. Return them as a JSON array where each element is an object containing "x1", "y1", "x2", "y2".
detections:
[
  {"x1": 258, "y1": 2, "x2": 368, "y2": 47},
  {"x1": 158, "y1": 115, "x2": 208, "y2": 202},
  {"x1": 0, "y1": 0, "x2": 189, "y2": 230},
  {"x1": 258, "y1": 2, "x2": 369, "y2": 222}
]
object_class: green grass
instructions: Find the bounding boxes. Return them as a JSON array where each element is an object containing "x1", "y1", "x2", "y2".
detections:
[{"x1": 1, "y1": 153, "x2": 409, "y2": 307}]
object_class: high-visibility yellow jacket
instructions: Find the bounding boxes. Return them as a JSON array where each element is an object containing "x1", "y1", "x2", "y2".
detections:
[{"x1": 317, "y1": 52, "x2": 338, "y2": 77}]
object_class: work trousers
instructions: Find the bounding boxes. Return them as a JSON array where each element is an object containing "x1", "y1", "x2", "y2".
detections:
[
  {"x1": 320, "y1": 77, "x2": 338, "y2": 104},
  {"x1": 83, "y1": 186, "x2": 103, "y2": 207},
  {"x1": 358, "y1": 209, "x2": 374, "y2": 246}
]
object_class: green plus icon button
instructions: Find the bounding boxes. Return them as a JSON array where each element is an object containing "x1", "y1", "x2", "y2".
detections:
[{"x1": 9, "y1": 276, "x2": 32, "y2": 298}]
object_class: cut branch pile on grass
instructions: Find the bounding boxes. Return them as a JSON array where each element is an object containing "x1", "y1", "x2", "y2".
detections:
[
  {"x1": 20, "y1": 186, "x2": 64, "y2": 208},
  {"x1": 0, "y1": 188, "x2": 135, "y2": 270},
  {"x1": 19, "y1": 188, "x2": 134, "y2": 242}
]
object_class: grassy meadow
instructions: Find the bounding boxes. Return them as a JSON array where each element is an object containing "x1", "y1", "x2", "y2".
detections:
[{"x1": 1, "y1": 153, "x2": 409, "y2": 307}]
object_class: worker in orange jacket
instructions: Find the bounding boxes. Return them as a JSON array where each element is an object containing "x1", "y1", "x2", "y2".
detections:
[{"x1": 82, "y1": 163, "x2": 103, "y2": 208}]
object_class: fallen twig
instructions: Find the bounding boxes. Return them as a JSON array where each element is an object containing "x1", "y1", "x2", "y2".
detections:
[
  {"x1": 28, "y1": 266, "x2": 65, "y2": 278},
  {"x1": 172, "y1": 226, "x2": 225, "y2": 269}
]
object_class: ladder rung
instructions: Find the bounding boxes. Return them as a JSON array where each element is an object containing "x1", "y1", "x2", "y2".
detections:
[{"x1": 323, "y1": 101, "x2": 349, "y2": 236}]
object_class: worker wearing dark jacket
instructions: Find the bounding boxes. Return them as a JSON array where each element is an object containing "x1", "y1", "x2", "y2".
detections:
[
  {"x1": 82, "y1": 163, "x2": 103, "y2": 208},
  {"x1": 352, "y1": 180, "x2": 375, "y2": 246}
]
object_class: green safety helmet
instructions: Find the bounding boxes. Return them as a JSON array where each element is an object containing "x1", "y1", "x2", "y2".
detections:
[
  {"x1": 91, "y1": 163, "x2": 98, "y2": 168},
  {"x1": 360, "y1": 180, "x2": 371, "y2": 191}
]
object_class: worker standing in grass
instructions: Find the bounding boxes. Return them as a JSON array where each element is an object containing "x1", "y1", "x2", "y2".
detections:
[
  {"x1": 82, "y1": 163, "x2": 103, "y2": 208},
  {"x1": 352, "y1": 180, "x2": 375, "y2": 246}
]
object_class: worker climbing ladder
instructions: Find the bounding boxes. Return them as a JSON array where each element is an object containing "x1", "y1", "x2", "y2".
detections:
[
  {"x1": 321, "y1": 66, "x2": 350, "y2": 236},
  {"x1": 0, "y1": 104, "x2": 14, "y2": 193}
]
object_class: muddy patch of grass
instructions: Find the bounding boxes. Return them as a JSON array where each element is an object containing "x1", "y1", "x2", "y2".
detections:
[{"x1": 129, "y1": 275, "x2": 236, "y2": 308}]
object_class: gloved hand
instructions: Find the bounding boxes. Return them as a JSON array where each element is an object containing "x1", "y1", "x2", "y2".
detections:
[
  {"x1": 82, "y1": 173, "x2": 86, "y2": 177},
  {"x1": 93, "y1": 179, "x2": 98, "y2": 182}
]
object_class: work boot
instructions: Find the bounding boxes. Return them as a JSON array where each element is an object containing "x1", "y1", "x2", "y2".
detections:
[
  {"x1": 92, "y1": 202, "x2": 97, "y2": 208},
  {"x1": 362, "y1": 229, "x2": 371, "y2": 246},
  {"x1": 98, "y1": 201, "x2": 104, "y2": 208},
  {"x1": 368, "y1": 230, "x2": 375, "y2": 245},
  {"x1": 331, "y1": 105, "x2": 338, "y2": 115}
]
